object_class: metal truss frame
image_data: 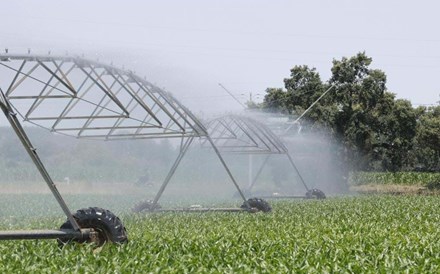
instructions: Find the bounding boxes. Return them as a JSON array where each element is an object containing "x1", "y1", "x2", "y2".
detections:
[
  {"x1": 204, "y1": 115, "x2": 310, "y2": 194},
  {"x1": 0, "y1": 53, "x2": 250, "y2": 240},
  {"x1": 0, "y1": 54, "x2": 206, "y2": 140}
]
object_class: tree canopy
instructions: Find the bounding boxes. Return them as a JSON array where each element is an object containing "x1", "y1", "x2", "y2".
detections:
[{"x1": 260, "y1": 52, "x2": 439, "y2": 173}]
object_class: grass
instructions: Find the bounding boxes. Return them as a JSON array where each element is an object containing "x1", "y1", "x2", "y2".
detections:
[{"x1": 0, "y1": 194, "x2": 439, "y2": 272}]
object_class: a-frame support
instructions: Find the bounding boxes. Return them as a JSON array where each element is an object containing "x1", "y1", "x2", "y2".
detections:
[
  {"x1": 246, "y1": 154, "x2": 310, "y2": 193},
  {"x1": 150, "y1": 135, "x2": 250, "y2": 209},
  {"x1": 0, "y1": 88, "x2": 80, "y2": 231}
]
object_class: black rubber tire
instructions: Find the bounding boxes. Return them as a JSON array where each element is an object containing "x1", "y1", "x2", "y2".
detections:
[
  {"x1": 58, "y1": 207, "x2": 128, "y2": 246},
  {"x1": 132, "y1": 200, "x2": 161, "y2": 213},
  {"x1": 305, "y1": 188, "x2": 326, "y2": 199},
  {"x1": 241, "y1": 198, "x2": 272, "y2": 213}
]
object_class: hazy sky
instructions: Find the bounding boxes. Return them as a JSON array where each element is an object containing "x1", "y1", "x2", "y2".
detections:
[{"x1": 1, "y1": 0, "x2": 439, "y2": 115}]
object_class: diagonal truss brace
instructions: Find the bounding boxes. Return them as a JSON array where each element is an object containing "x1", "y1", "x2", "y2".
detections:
[
  {"x1": 246, "y1": 153, "x2": 310, "y2": 193},
  {"x1": 151, "y1": 135, "x2": 250, "y2": 208},
  {"x1": 0, "y1": 88, "x2": 81, "y2": 231}
]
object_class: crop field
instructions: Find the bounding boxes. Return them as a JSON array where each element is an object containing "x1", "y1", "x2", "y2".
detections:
[
  {"x1": 350, "y1": 172, "x2": 440, "y2": 186},
  {"x1": 0, "y1": 194, "x2": 439, "y2": 273}
]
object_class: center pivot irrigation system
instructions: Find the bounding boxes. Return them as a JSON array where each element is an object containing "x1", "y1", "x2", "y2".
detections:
[
  {"x1": 133, "y1": 114, "x2": 325, "y2": 214},
  {"x1": 0, "y1": 52, "x2": 326, "y2": 245},
  {"x1": 0, "y1": 52, "x2": 254, "y2": 245},
  {"x1": 204, "y1": 115, "x2": 326, "y2": 200},
  {"x1": 133, "y1": 114, "x2": 282, "y2": 213}
]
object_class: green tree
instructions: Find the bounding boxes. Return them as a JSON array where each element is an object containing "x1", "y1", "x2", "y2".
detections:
[
  {"x1": 411, "y1": 105, "x2": 440, "y2": 171},
  {"x1": 260, "y1": 52, "x2": 420, "y2": 176},
  {"x1": 283, "y1": 66, "x2": 325, "y2": 114},
  {"x1": 262, "y1": 66, "x2": 336, "y2": 130},
  {"x1": 262, "y1": 88, "x2": 287, "y2": 113},
  {"x1": 371, "y1": 98, "x2": 417, "y2": 171}
]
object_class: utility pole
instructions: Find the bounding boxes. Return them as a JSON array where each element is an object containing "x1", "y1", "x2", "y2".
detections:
[{"x1": 244, "y1": 92, "x2": 262, "y2": 107}]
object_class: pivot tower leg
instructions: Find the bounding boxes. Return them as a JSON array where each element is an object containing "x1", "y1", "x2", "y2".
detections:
[
  {"x1": 152, "y1": 136, "x2": 194, "y2": 206},
  {"x1": 0, "y1": 90, "x2": 80, "y2": 231},
  {"x1": 286, "y1": 153, "x2": 310, "y2": 191},
  {"x1": 206, "y1": 136, "x2": 249, "y2": 207},
  {"x1": 247, "y1": 154, "x2": 271, "y2": 192}
]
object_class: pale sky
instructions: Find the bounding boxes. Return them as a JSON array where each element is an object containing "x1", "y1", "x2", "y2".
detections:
[{"x1": 1, "y1": 0, "x2": 439, "y2": 116}]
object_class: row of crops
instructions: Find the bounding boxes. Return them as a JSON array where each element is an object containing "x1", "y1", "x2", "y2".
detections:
[
  {"x1": 0, "y1": 194, "x2": 439, "y2": 272},
  {"x1": 349, "y1": 172, "x2": 440, "y2": 186}
]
